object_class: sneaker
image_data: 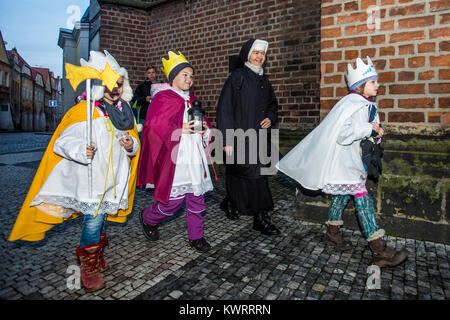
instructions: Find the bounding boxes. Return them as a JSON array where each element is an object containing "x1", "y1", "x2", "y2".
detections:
[
  {"x1": 189, "y1": 237, "x2": 211, "y2": 253},
  {"x1": 139, "y1": 210, "x2": 160, "y2": 241}
]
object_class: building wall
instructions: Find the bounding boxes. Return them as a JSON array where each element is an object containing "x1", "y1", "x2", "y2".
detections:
[
  {"x1": 33, "y1": 83, "x2": 45, "y2": 132},
  {"x1": 99, "y1": 4, "x2": 148, "y2": 89},
  {"x1": 44, "y1": 91, "x2": 52, "y2": 131},
  {"x1": 21, "y1": 77, "x2": 34, "y2": 131},
  {"x1": 98, "y1": 0, "x2": 322, "y2": 129},
  {"x1": 0, "y1": 36, "x2": 10, "y2": 107},
  {"x1": 0, "y1": 63, "x2": 10, "y2": 105},
  {"x1": 61, "y1": 36, "x2": 78, "y2": 113},
  {"x1": 11, "y1": 67, "x2": 21, "y2": 128},
  {"x1": 58, "y1": 25, "x2": 91, "y2": 115},
  {"x1": 320, "y1": 0, "x2": 450, "y2": 134}
]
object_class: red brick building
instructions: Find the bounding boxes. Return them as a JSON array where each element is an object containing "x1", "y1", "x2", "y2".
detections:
[
  {"x1": 89, "y1": 0, "x2": 321, "y2": 129},
  {"x1": 84, "y1": 0, "x2": 449, "y2": 133}
]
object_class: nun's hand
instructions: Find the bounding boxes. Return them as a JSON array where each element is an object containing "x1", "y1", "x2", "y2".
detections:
[
  {"x1": 260, "y1": 118, "x2": 271, "y2": 129},
  {"x1": 223, "y1": 146, "x2": 233, "y2": 156}
]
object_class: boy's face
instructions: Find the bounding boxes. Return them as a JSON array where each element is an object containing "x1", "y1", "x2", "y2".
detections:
[
  {"x1": 363, "y1": 79, "x2": 379, "y2": 98},
  {"x1": 249, "y1": 50, "x2": 266, "y2": 67},
  {"x1": 103, "y1": 76, "x2": 125, "y2": 104},
  {"x1": 146, "y1": 68, "x2": 157, "y2": 82},
  {"x1": 171, "y1": 67, "x2": 194, "y2": 91}
]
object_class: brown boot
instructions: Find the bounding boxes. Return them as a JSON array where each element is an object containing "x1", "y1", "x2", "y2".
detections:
[
  {"x1": 324, "y1": 224, "x2": 352, "y2": 251},
  {"x1": 99, "y1": 233, "x2": 109, "y2": 273},
  {"x1": 368, "y1": 237, "x2": 409, "y2": 268},
  {"x1": 75, "y1": 243, "x2": 106, "y2": 292}
]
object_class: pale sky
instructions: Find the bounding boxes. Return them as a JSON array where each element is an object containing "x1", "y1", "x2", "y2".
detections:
[{"x1": 0, "y1": 0, "x2": 90, "y2": 78}]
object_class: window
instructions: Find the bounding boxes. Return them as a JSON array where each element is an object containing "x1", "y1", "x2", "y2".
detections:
[
  {"x1": 0, "y1": 70, "x2": 3, "y2": 86},
  {"x1": 5, "y1": 72, "x2": 9, "y2": 88}
]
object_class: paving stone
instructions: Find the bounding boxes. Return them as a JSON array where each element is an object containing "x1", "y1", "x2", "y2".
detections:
[
  {"x1": 168, "y1": 290, "x2": 183, "y2": 299},
  {"x1": 1, "y1": 145, "x2": 449, "y2": 300}
]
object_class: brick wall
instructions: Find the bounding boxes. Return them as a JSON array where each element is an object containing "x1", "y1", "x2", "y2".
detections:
[
  {"x1": 99, "y1": 4, "x2": 149, "y2": 91},
  {"x1": 98, "y1": 0, "x2": 322, "y2": 129},
  {"x1": 321, "y1": 0, "x2": 450, "y2": 133}
]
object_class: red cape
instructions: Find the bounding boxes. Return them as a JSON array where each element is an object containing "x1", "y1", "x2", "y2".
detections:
[{"x1": 137, "y1": 89, "x2": 212, "y2": 204}]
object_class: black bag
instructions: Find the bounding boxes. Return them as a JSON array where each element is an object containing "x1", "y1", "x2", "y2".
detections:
[{"x1": 361, "y1": 139, "x2": 384, "y2": 181}]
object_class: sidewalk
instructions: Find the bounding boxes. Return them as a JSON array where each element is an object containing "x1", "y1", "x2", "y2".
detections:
[
  {"x1": 0, "y1": 132, "x2": 51, "y2": 155},
  {"x1": 0, "y1": 161, "x2": 448, "y2": 300}
]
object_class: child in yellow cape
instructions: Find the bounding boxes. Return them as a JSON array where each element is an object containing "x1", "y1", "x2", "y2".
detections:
[{"x1": 8, "y1": 50, "x2": 140, "y2": 293}]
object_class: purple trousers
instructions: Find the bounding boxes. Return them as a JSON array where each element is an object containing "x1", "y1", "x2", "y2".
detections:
[{"x1": 142, "y1": 193, "x2": 205, "y2": 241}]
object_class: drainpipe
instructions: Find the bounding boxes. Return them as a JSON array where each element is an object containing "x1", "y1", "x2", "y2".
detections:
[{"x1": 32, "y1": 80, "x2": 35, "y2": 132}]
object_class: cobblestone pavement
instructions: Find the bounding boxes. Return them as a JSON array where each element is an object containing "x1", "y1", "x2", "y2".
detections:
[
  {"x1": 0, "y1": 132, "x2": 51, "y2": 154},
  {"x1": 0, "y1": 133, "x2": 449, "y2": 300}
]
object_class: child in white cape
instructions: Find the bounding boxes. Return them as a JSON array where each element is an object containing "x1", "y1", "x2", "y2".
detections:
[{"x1": 277, "y1": 56, "x2": 408, "y2": 268}]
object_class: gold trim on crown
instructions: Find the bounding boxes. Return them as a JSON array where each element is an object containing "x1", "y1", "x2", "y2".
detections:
[{"x1": 161, "y1": 51, "x2": 189, "y2": 80}]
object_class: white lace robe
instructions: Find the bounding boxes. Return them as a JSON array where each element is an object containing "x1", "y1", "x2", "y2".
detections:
[
  {"x1": 169, "y1": 88, "x2": 214, "y2": 198},
  {"x1": 30, "y1": 107, "x2": 139, "y2": 217}
]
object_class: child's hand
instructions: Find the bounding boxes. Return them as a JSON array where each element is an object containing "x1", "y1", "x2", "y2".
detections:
[
  {"x1": 182, "y1": 120, "x2": 195, "y2": 134},
  {"x1": 119, "y1": 134, "x2": 134, "y2": 151},
  {"x1": 86, "y1": 144, "x2": 96, "y2": 159},
  {"x1": 197, "y1": 121, "x2": 208, "y2": 135},
  {"x1": 371, "y1": 122, "x2": 384, "y2": 138},
  {"x1": 375, "y1": 127, "x2": 384, "y2": 138}
]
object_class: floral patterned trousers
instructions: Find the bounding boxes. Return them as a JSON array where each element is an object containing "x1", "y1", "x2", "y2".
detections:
[{"x1": 328, "y1": 194, "x2": 380, "y2": 239}]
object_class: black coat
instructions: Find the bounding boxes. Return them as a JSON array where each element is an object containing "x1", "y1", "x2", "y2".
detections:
[
  {"x1": 131, "y1": 80, "x2": 152, "y2": 120},
  {"x1": 217, "y1": 40, "x2": 278, "y2": 179}
]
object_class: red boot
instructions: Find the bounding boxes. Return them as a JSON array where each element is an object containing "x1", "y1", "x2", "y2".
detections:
[
  {"x1": 99, "y1": 233, "x2": 109, "y2": 272},
  {"x1": 75, "y1": 243, "x2": 106, "y2": 292}
]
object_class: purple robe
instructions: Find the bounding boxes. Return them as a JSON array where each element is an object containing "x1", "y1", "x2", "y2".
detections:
[{"x1": 137, "y1": 89, "x2": 212, "y2": 204}]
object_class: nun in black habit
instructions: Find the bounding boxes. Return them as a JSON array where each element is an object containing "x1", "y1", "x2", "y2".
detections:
[{"x1": 216, "y1": 38, "x2": 280, "y2": 236}]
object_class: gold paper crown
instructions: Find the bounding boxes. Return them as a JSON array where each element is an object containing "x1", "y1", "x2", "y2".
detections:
[
  {"x1": 65, "y1": 62, "x2": 120, "y2": 92},
  {"x1": 161, "y1": 51, "x2": 190, "y2": 80}
]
